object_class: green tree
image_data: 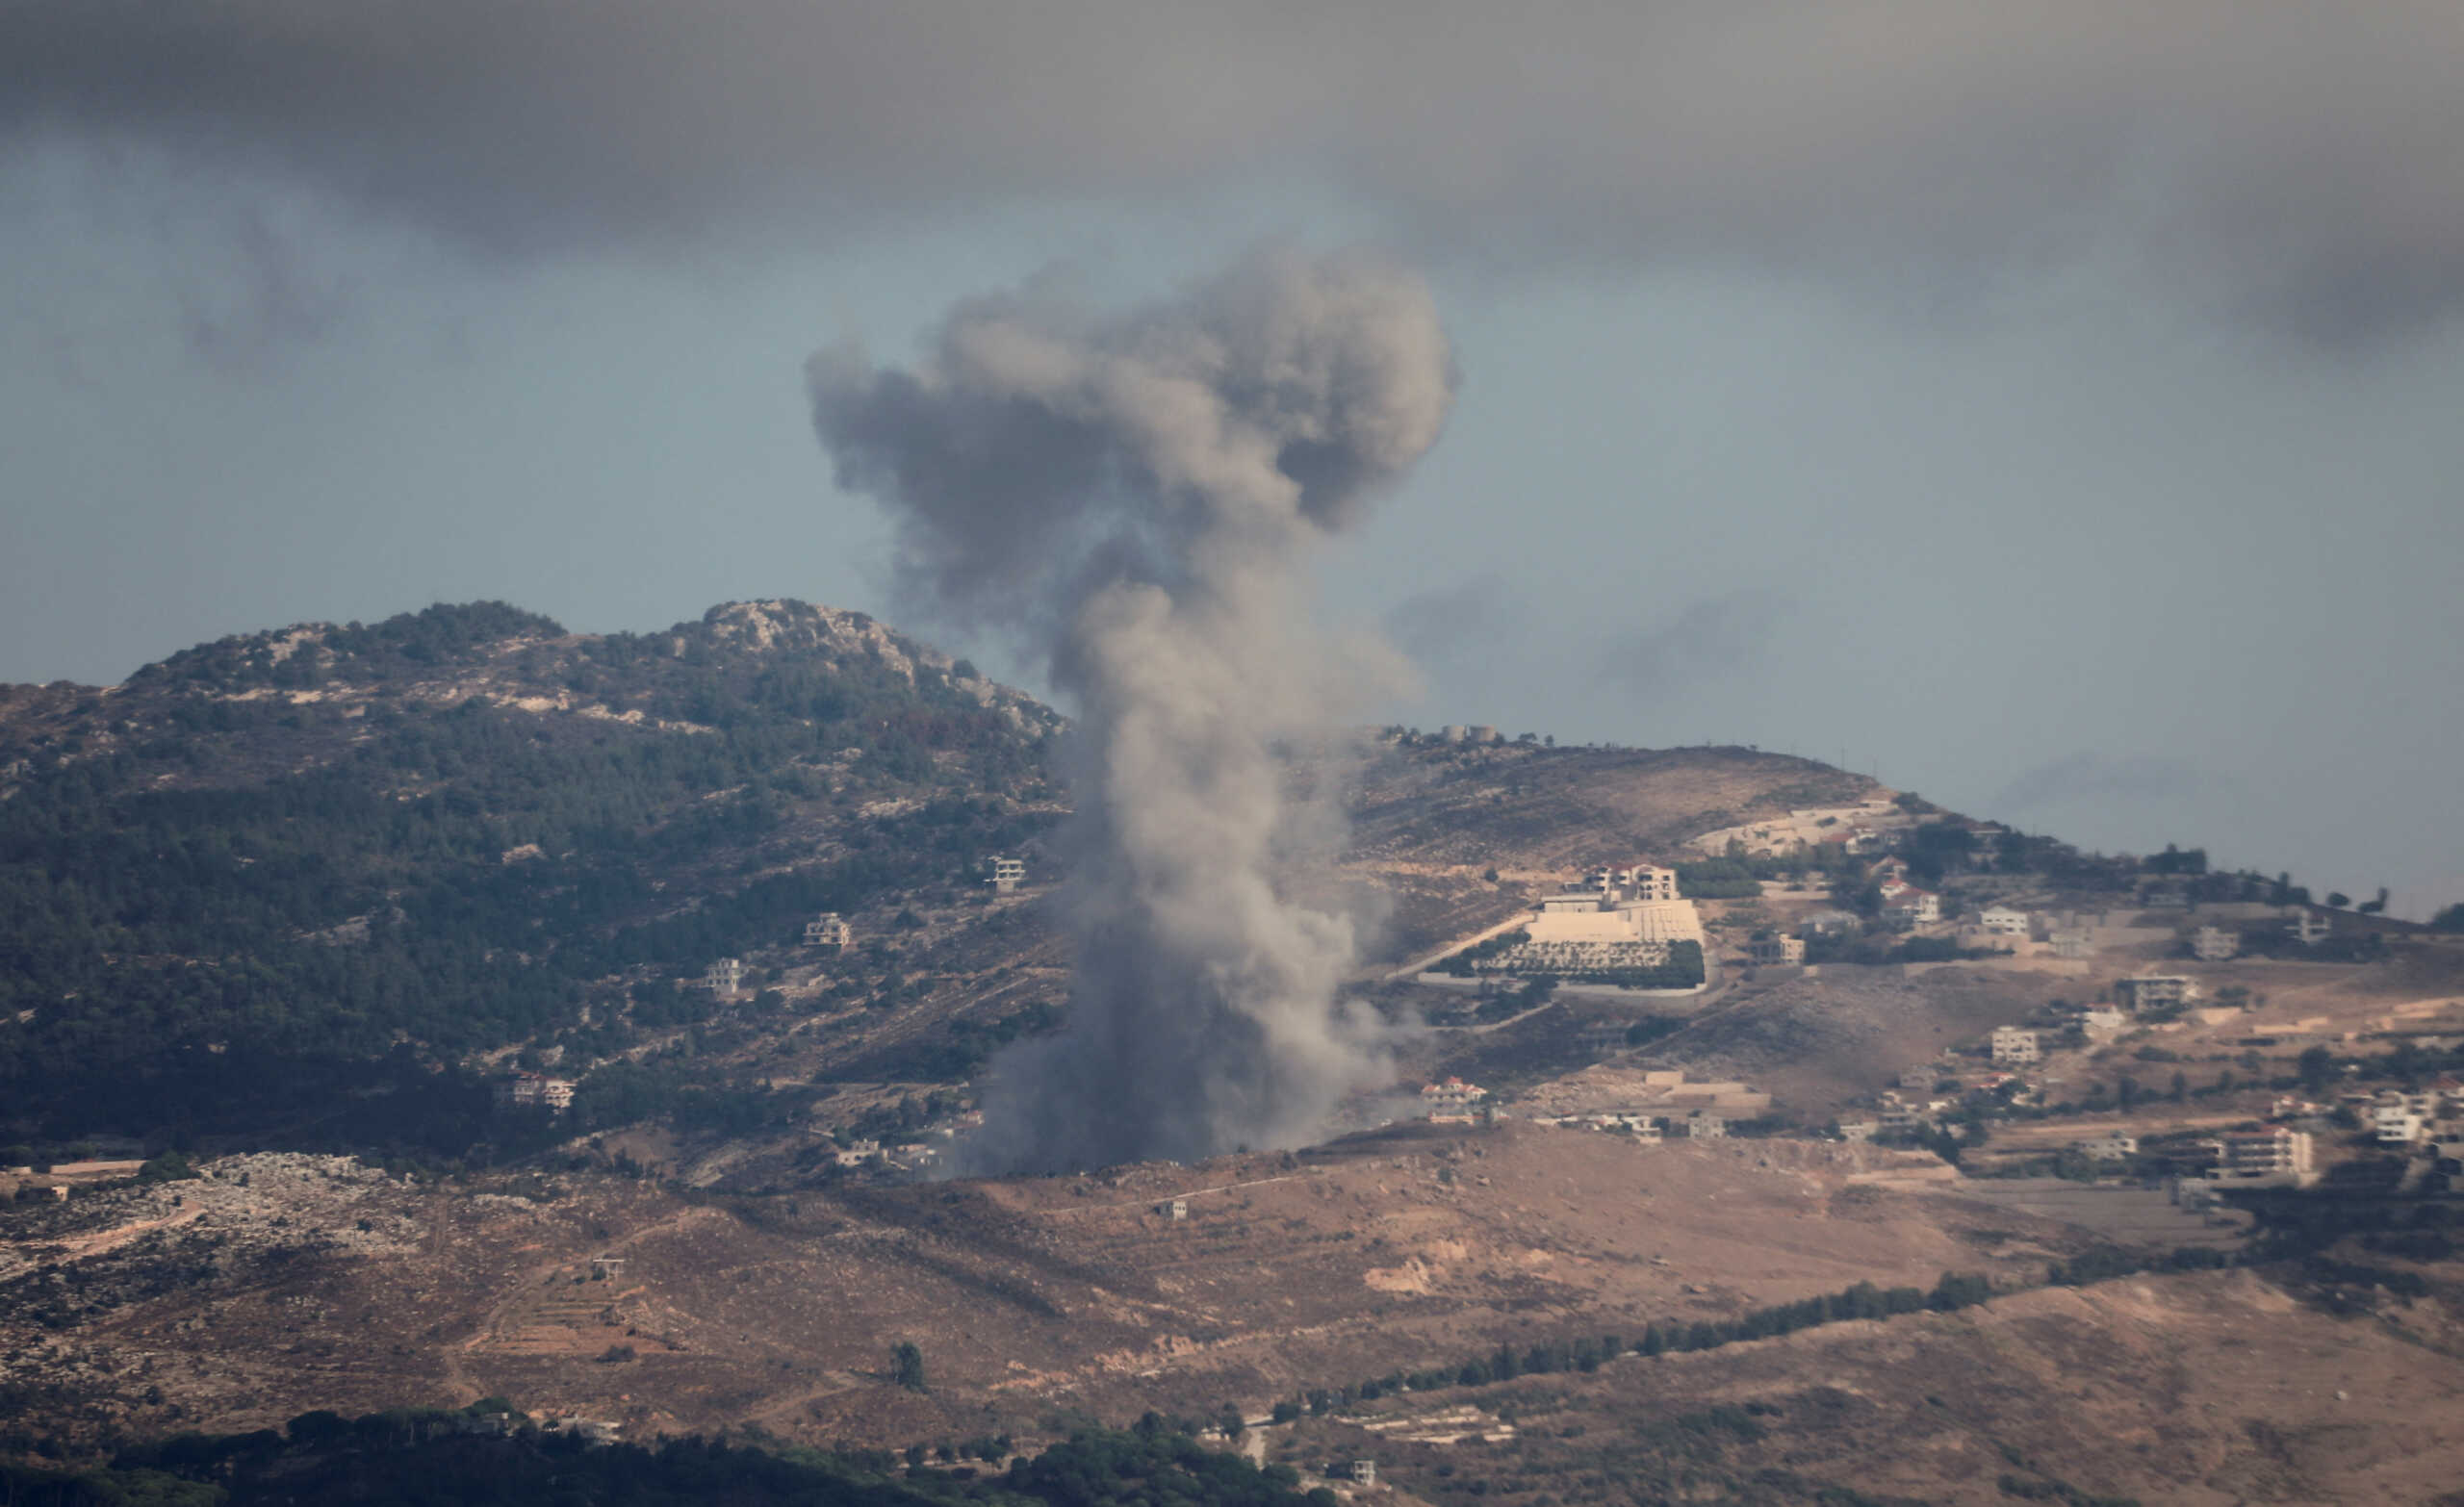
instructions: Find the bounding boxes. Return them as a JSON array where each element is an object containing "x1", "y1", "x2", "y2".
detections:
[
  {"x1": 2297, "y1": 1045, "x2": 2336, "y2": 1095},
  {"x1": 891, "y1": 1341, "x2": 928, "y2": 1392}
]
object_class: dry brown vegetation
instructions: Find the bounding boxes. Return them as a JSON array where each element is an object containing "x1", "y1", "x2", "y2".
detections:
[
  {"x1": 2, "y1": 1129, "x2": 2079, "y2": 1447},
  {"x1": 11, "y1": 1121, "x2": 2464, "y2": 1503}
]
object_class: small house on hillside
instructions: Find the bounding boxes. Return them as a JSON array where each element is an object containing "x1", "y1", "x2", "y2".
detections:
[
  {"x1": 494, "y1": 1072, "x2": 576, "y2": 1112},
  {"x1": 2191, "y1": 926, "x2": 2240, "y2": 960},
  {"x1": 1880, "y1": 883, "x2": 1940, "y2": 928},
  {"x1": 2115, "y1": 975, "x2": 2194, "y2": 1012},
  {"x1": 2077, "y1": 1131, "x2": 2138, "y2": 1161},
  {"x1": 1746, "y1": 933, "x2": 1806, "y2": 966},
  {"x1": 1989, "y1": 1026, "x2": 2040, "y2": 1065}
]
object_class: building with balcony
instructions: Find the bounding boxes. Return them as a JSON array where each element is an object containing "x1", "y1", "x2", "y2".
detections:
[
  {"x1": 1989, "y1": 1026, "x2": 2041, "y2": 1065},
  {"x1": 2115, "y1": 975, "x2": 2194, "y2": 1012},
  {"x1": 1746, "y1": 933, "x2": 1806, "y2": 966},
  {"x1": 2207, "y1": 1128, "x2": 2316, "y2": 1186}
]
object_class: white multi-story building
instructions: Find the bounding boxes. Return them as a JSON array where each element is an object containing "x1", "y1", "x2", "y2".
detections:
[
  {"x1": 2207, "y1": 1128, "x2": 2315, "y2": 1185},
  {"x1": 1422, "y1": 1078, "x2": 1488, "y2": 1120},
  {"x1": 2191, "y1": 926, "x2": 2240, "y2": 961},
  {"x1": 1989, "y1": 1026, "x2": 2041, "y2": 1065},
  {"x1": 1682, "y1": 1112, "x2": 1727, "y2": 1139},
  {"x1": 1746, "y1": 934, "x2": 1806, "y2": 966},
  {"x1": 1585, "y1": 865, "x2": 1679, "y2": 903},
  {"x1": 984, "y1": 856, "x2": 1027, "y2": 893},
  {"x1": 2374, "y1": 1104, "x2": 2426, "y2": 1145},
  {"x1": 2286, "y1": 909, "x2": 2332, "y2": 946},
  {"x1": 1880, "y1": 881, "x2": 1940, "y2": 927},
  {"x1": 804, "y1": 912, "x2": 852, "y2": 949},
  {"x1": 1978, "y1": 906, "x2": 2031, "y2": 936},
  {"x1": 2115, "y1": 975, "x2": 2194, "y2": 1012},
  {"x1": 704, "y1": 957, "x2": 745, "y2": 994}
]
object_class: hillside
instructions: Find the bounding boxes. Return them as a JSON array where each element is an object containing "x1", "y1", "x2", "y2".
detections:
[
  {"x1": 0, "y1": 1126, "x2": 2118, "y2": 1446},
  {"x1": 0, "y1": 602, "x2": 1870, "y2": 1159},
  {"x1": 10, "y1": 1125, "x2": 2463, "y2": 1504},
  {"x1": 0, "y1": 600, "x2": 1065, "y2": 1147},
  {"x1": 9, "y1": 602, "x2": 2464, "y2": 1503}
]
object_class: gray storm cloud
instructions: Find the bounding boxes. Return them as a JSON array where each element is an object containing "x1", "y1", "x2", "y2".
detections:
[
  {"x1": 8, "y1": 3, "x2": 2464, "y2": 338},
  {"x1": 809, "y1": 248, "x2": 1453, "y2": 1170}
]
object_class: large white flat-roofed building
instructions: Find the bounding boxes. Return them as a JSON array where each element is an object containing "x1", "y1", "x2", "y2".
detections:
[
  {"x1": 1525, "y1": 871, "x2": 1703, "y2": 948},
  {"x1": 1979, "y1": 906, "x2": 2031, "y2": 936},
  {"x1": 2191, "y1": 926, "x2": 2240, "y2": 961},
  {"x1": 1457, "y1": 865, "x2": 1710, "y2": 982}
]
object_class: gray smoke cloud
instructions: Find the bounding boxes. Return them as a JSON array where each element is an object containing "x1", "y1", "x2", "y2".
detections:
[
  {"x1": 10, "y1": 4, "x2": 2464, "y2": 340},
  {"x1": 808, "y1": 247, "x2": 1454, "y2": 1170}
]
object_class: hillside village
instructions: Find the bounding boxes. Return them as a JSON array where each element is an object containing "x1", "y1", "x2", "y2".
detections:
[{"x1": 7, "y1": 606, "x2": 2464, "y2": 1504}]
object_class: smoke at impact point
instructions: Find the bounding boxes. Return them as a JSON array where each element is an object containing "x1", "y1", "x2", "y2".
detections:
[{"x1": 808, "y1": 248, "x2": 1455, "y2": 1171}]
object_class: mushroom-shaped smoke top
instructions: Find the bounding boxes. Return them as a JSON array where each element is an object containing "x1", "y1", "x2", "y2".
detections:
[{"x1": 808, "y1": 248, "x2": 1454, "y2": 1171}]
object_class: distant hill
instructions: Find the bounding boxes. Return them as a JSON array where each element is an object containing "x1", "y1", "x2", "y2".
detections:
[
  {"x1": 0, "y1": 600, "x2": 1063, "y2": 1147},
  {"x1": 0, "y1": 600, "x2": 1905, "y2": 1160}
]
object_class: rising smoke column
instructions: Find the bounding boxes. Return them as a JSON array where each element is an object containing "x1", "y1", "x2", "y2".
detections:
[{"x1": 808, "y1": 249, "x2": 1454, "y2": 1171}]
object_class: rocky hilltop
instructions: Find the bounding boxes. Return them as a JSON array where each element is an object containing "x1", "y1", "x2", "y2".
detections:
[{"x1": 0, "y1": 600, "x2": 1065, "y2": 1146}]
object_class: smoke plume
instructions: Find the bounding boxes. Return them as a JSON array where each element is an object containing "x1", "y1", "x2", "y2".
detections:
[{"x1": 808, "y1": 248, "x2": 1454, "y2": 1170}]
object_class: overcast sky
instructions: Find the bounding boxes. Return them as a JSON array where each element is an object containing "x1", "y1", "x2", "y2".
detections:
[{"x1": 4, "y1": 3, "x2": 2460, "y2": 916}]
